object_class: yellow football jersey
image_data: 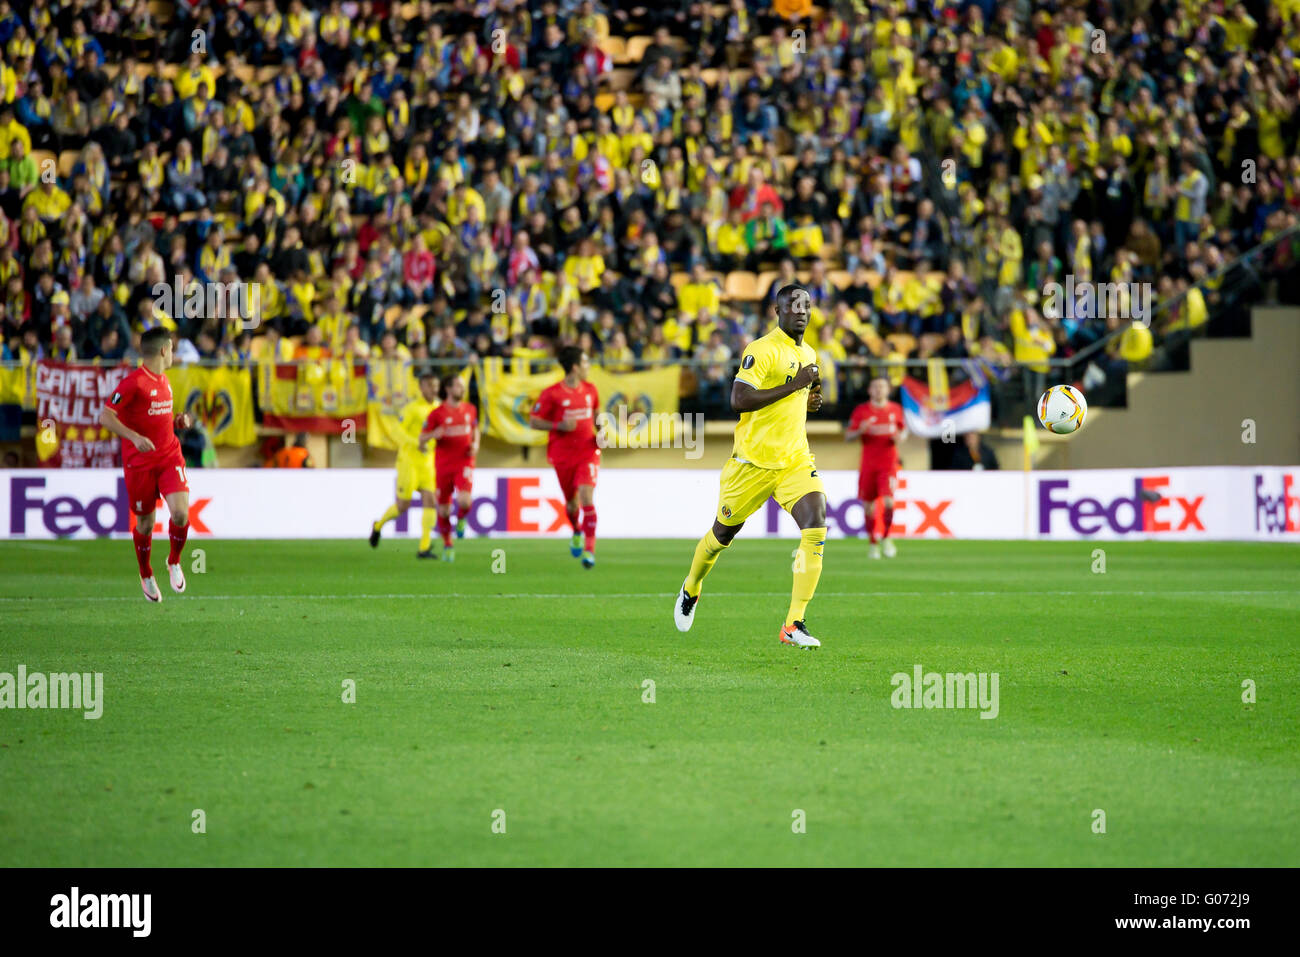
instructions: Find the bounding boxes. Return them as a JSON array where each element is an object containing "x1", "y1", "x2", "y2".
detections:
[
  {"x1": 397, "y1": 398, "x2": 437, "y2": 466},
  {"x1": 731, "y1": 326, "x2": 817, "y2": 470}
]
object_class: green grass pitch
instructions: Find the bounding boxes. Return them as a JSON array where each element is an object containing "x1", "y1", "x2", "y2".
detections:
[{"x1": 1, "y1": 538, "x2": 1296, "y2": 867}]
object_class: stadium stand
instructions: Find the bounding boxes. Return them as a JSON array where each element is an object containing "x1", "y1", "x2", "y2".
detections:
[{"x1": 1, "y1": 0, "x2": 1299, "y2": 428}]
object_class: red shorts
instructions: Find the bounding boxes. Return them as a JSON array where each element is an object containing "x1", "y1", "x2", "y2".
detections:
[
  {"x1": 125, "y1": 456, "x2": 189, "y2": 515},
  {"x1": 858, "y1": 466, "x2": 897, "y2": 502},
  {"x1": 436, "y1": 458, "x2": 474, "y2": 503},
  {"x1": 553, "y1": 457, "x2": 598, "y2": 501}
]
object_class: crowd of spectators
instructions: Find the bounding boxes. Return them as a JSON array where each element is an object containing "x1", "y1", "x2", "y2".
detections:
[{"x1": 0, "y1": 0, "x2": 1298, "y2": 416}]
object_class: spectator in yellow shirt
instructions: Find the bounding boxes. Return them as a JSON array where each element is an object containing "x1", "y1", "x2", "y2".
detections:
[
  {"x1": 1011, "y1": 307, "x2": 1056, "y2": 380},
  {"x1": 22, "y1": 179, "x2": 71, "y2": 224},
  {"x1": 564, "y1": 238, "x2": 606, "y2": 293},
  {"x1": 678, "y1": 263, "x2": 721, "y2": 319}
]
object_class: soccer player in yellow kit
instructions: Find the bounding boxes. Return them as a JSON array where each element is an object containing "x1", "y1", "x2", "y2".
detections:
[
  {"x1": 369, "y1": 372, "x2": 441, "y2": 557},
  {"x1": 674, "y1": 283, "x2": 828, "y2": 647}
]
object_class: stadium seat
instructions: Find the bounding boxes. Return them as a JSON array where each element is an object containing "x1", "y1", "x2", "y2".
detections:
[
  {"x1": 147, "y1": 1, "x2": 176, "y2": 25},
  {"x1": 605, "y1": 69, "x2": 637, "y2": 91},
  {"x1": 57, "y1": 151, "x2": 79, "y2": 178},
  {"x1": 724, "y1": 272, "x2": 760, "y2": 300},
  {"x1": 625, "y1": 36, "x2": 652, "y2": 63},
  {"x1": 382, "y1": 305, "x2": 403, "y2": 328},
  {"x1": 828, "y1": 271, "x2": 852, "y2": 290},
  {"x1": 669, "y1": 271, "x2": 692, "y2": 290},
  {"x1": 599, "y1": 36, "x2": 629, "y2": 63},
  {"x1": 29, "y1": 150, "x2": 55, "y2": 179}
]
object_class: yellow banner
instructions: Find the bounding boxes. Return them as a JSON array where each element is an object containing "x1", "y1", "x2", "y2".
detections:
[
  {"x1": 366, "y1": 362, "x2": 475, "y2": 450},
  {"x1": 0, "y1": 363, "x2": 26, "y2": 406},
  {"x1": 479, "y1": 362, "x2": 682, "y2": 447},
  {"x1": 166, "y1": 365, "x2": 257, "y2": 446},
  {"x1": 588, "y1": 365, "x2": 681, "y2": 447},
  {"x1": 480, "y1": 360, "x2": 561, "y2": 446},
  {"x1": 264, "y1": 358, "x2": 369, "y2": 426}
]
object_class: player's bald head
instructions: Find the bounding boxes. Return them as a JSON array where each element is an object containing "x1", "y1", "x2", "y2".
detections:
[{"x1": 776, "y1": 283, "x2": 810, "y2": 313}]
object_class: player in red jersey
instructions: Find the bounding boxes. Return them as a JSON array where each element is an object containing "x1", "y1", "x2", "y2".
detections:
[
  {"x1": 846, "y1": 376, "x2": 907, "y2": 558},
  {"x1": 99, "y1": 327, "x2": 193, "y2": 602},
  {"x1": 419, "y1": 372, "x2": 479, "y2": 561},
  {"x1": 529, "y1": 345, "x2": 600, "y2": 568}
]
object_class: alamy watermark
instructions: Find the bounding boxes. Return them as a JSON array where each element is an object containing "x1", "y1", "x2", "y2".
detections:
[
  {"x1": 152, "y1": 276, "x2": 262, "y2": 330},
  {"x1": 890, "y1": 664, "x2": 999, "y2": 719},
  {"x1": 49, "y1": 887, "x2": 150, "y2": 937},
  {"x1": 1041, "y1": 276, "x2": 1152, "y2": 327},
  {"x1": 595, "y1": 409, "x2": 704, "y2": 458},
  {"x1": 0, "y1": 665, "x2": 103, "y2": 719}
]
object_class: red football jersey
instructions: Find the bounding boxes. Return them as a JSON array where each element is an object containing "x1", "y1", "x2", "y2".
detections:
[
  {"x1": 532, "y1": 379, "x2": 600, "y2": 464},
  {"x1": 424, "y1": 400, "x2": 478, "y2": 463},
  {"x1": 104, "y1": 366, "x2": 181, "y2": 469},
  {"x1": 849, "y1": 400, "x2": 904, "y2": 470}
]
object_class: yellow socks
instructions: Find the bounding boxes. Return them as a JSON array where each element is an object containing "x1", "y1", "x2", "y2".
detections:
[
  {"x1": 375, "y1": 504, "x2": 400, "y2": 529},
  {"x1": 684, "y1": 529, "x2": 727, "y2": 597},
  {"x1": 787, "y1": 527, "x2": 826, "y2": 626},
  {"x1": 419, "y1": 507, "x2": 436, "y2": 551}
]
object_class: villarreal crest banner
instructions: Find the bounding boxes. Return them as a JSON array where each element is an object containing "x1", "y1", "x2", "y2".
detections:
[
  {"x1": 33, "y1": 360, "x2": 132, "y2": 467},
  {"x1": 365, "y1": 356, "x2": 420, "y2": 450},
  {"x1": 900, "y1": 367, "x2": 991, "y2": 439},
  {"x1": 480, "y1": 359, "x2": 561, "y2": 447},
  {"x1": 166, "y1": 365, "x2": 256, "y2": 447},
  {"x1": 366, "y1": 363, "x2": 474, "y2": 450},
  {"x1": 263, "y1": 358, "x2": 369, "y2": 433},
  {"x1": 588, "y1": 365, "x2": 681, "y2": 448}
]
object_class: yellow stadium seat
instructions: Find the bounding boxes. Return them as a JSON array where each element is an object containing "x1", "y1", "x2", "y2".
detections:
[
  {"x1": 625, "y1": 36, "x2": 653, "y2": 63},
  {"x1": 600, "y1": 36, "x2": 628, "y2": 63},
  {"x1": 382, "y1": 305, "x2": 403, "y2": 328},
  {"x1": 147, "y1": 1, "x2": 176, "y2": 26},
  {"x1": 669, "y1": 271, "x2": 691, "y2": 290},
  {"x1": 29, "y1": 149, "x2": 55, "y2": 179},
  {"x1": 756, "y1": 271, "x2": 781, "y2": 296},
  {"x1": 828, "y1": 270, "x2": 852, "y2": 290},
  {"x1": 724, "y1": 272, "x2": 759, "y2": 300},
  {"x1": 595, "y1": 93, "x2": 616, "y2": 112},
  {"x1": 57, "y1": 150, "x2": 79, "y2": 178},
  {"x1": 605, "y1": 68, "x2": 637, "y2": 91}
]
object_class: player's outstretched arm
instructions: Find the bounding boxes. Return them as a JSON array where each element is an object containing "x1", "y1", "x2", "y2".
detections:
[
  {"x1": 731, "y1": 363, "x2": 818, "y2": 414},
  {"x1": 100, "y1": 407, "x2": 154, "y2": 453},
  {"x1": 530, "y1": 414, "x2": 574, "y2": 432}
]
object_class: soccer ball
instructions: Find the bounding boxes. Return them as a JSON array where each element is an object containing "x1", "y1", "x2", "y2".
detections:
[{"x1": 1037, "y1": 385, "x2": 1088, "y2": 435}]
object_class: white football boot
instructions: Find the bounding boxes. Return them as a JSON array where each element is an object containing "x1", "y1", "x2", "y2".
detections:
[
  {"x1": 779, "y1": 620, "x2": 821, "y2": 648},
  {"x1": 674, "y1": 580, "x2": 699, "y2": 632},
  {"x1": 868, "y1": 542, "x2": 882, "y2": 559},
  {"x1": 882, "y1": 539, "x2": 897, "y2": 558},
  {"x1": 167, "y1": 562, "x2": 187, "y2": 593},
  {"x1": 141, "y1": 576, "x2": 162, "y2": 603}
]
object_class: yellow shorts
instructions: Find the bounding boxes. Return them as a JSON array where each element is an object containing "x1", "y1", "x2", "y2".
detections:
[
  {"x1": 396, "y1": 454, "x2": 436, "y2": 499},
  {"x1": 715, "y1": 454, "x2": 825, "y2": 526}
]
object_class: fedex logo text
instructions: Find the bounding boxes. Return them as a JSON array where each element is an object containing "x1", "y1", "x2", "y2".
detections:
[
  {"x1": 765, "y1": 478, "x2": 954, "y2": 537},
  {"x1": 395, "y1": 477, "x2": 567, "y2": 535},
  {"x1": 1038, "y1": 476, "x2": 1205, "y2": 536},
  {"x1": 1254, "y1": 472, "x2": 1298, "y2": 533},
  {"x1": 9, "y1": 478, "x2": 211, "y2": 537}
]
